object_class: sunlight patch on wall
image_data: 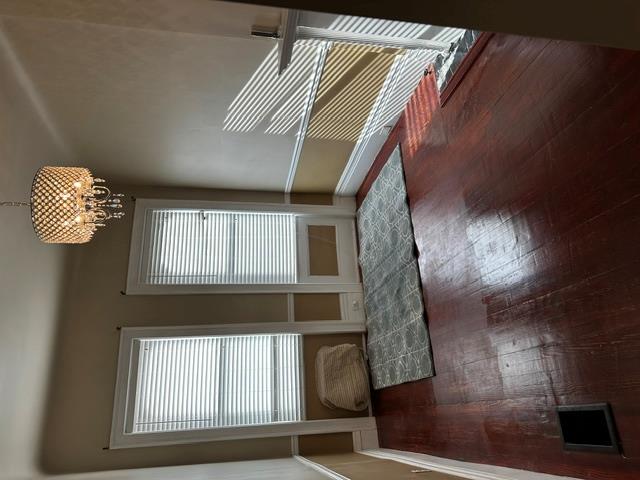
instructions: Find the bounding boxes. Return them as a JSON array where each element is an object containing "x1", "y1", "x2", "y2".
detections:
[
  {"x1": 223, "y1": 43, "x2": 319, "y2": 134},
  {"x1": 314, "y1": 44, "x2": 382, "y2": 101},
  {"x1": 306, "y1": 46, "x2": 398, "y2": 142},
  {"x1": 222, "y1": 16, "x2": 435, "y2": 137}
]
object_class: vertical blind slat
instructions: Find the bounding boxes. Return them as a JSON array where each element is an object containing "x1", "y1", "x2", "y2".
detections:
[{"x1": 145, "y1": 210, "x2": 296, "y2": 285}]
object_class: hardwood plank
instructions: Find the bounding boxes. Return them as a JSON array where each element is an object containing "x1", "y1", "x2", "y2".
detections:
[{"x1": 364, "y1": 33, "x2": 640, "y2": 480}]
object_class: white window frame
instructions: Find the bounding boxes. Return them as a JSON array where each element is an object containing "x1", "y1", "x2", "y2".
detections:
[
  {"x1": 125, "y1": 198, "x2": 361, "y2": 295},
  {"x1": 110, "y1": 321, "x2": 370, "y2": 449}
]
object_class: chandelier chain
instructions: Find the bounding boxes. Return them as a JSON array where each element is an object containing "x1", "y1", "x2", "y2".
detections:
[{"x1": 1, "y1": 201, "x2": 31, "y2": 207}]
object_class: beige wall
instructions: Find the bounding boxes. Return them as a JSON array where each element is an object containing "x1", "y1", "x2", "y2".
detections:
[
  {"x1": 38, "y1": 186, "x2": 294, "y2": 474},
  {"x1": 298, "y1": 433, "x2": 354, "y2": 456},
  {"x1": 39, "y1": 186, "x2": 362, "y2": 474},
  {"x1": 0, "y1": 26, "x2": 71, "y2": 480},
  {"x1": 294, "y1": 294, "x2": 341, "y2": 321}
]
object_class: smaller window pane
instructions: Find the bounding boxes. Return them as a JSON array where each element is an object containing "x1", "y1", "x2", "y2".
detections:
[{"x1": 308, "y1": 225, "x2": 339, "y2": 276}]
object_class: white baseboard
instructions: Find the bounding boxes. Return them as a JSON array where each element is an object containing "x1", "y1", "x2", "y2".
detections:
[
  {"x1": 294, "y1": 455, "x2": 349, "y2": 480},
  {"x1": 290, "y1": 435, "x2": 299, "y2": 455},
  {"x1": 360, "y1": 449, "x2": 583, "y2": 480},
  {"x1": 352, "y1": 427, "x2": 379, "y2": 451}
]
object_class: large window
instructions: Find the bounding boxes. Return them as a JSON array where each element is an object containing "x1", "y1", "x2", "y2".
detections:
[
  {"x1": 145, "y1": 210, "x2": 297, "y2": 285},
  {"x1": 126, "y1": 199, "x2": 361, "y2": 294},
  {"x1": 132, "y1": 334, "x2": 302, "y2": 433},
  {"x1": 110, "y1": 323, "x2": 373, "y2": 449}
]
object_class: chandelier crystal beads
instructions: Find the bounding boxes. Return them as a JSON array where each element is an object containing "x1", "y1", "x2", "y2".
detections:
[{"x1": 29, "y1": 166, "x2": 124, "y2": 244}]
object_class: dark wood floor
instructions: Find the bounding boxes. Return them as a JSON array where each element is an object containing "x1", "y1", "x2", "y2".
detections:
[{"x1": 358, "y1": 34, "x2": 640, "y2": 480}]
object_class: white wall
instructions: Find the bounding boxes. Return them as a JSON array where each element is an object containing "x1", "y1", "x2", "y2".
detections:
[
  {"x1": 37, "y1": 459, "x2": 327, "y2": 480},
  {"x1": 0, "y1": 26, "x2": 70, "y2": 479}
]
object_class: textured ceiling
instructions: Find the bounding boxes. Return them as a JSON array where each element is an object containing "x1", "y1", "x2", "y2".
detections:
[{"x1": 0, "y1": 0, "x2": 295, "y2": 190}]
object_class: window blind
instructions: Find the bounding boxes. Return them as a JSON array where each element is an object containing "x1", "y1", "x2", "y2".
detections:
[
  {"x1": 132, "y1": 334, "x2": 303, "y2": 433},
  {"x1": 144, "y1": 210, "x2": 297, "y2": 285}
]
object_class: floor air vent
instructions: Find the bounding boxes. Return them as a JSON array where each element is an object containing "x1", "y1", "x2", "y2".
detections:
[{"x1": 557, "y1": 403, "x2": 620, "y2": 453}]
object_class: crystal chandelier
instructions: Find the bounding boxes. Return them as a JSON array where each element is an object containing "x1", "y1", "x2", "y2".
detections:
[{"x1": 1, "y1": 166, "x2": 124, "y2": 244}]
